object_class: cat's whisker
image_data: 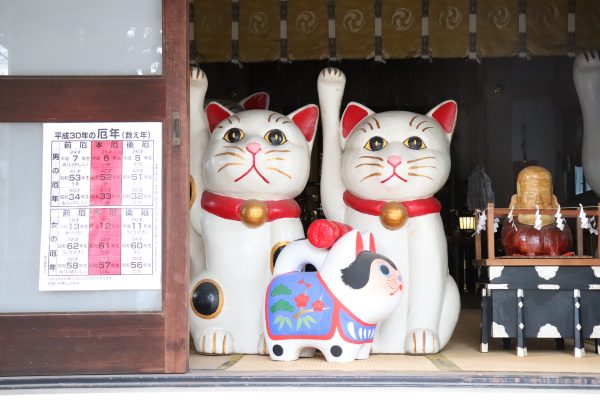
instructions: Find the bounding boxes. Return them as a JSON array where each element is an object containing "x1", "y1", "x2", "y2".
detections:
[
  {"x1": 217, "y1": 162, "x2": 243, "y2": 173},
  {"x1": 407, "y1": 156, "x2": 437, "y2": 164},
  {"x1": 266, "y1": 157, "x2": 288, "y2": 162},
  {"x1": 408, "y1": 172, "x2": 433, "y2": 180},
  {"x1": 355, "y1": 163, "x2": 384, "y2": 169},
  {"x1": 223, "y1": 145, "x2": 244, "y2": 152},
  {"x1": 408, "y1": 165, "x2": 437, "y2": 170},
  {"x1": 266, "y1": 167, "x2": 292, "y2": 179},
  {"x1": 361, "y1": 172, "x2": 382, "y2": 182},
  {"x1": 360, "y1": 155, "x2": 384, "y2": 161},
  {"x1": 265, "y1": 149, "x2": 290, "y2": 154},
  {"x1": 215, "y1": 151, "x2": 244, "y2": 160}
]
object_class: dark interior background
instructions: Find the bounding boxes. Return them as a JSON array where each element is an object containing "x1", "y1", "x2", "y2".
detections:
[
  {"x1": 197, "y1": 57, "x2": 600, "y2": 298},
  {"x1": 199, "y1": 56, "x2": 598, "y2": 222}
]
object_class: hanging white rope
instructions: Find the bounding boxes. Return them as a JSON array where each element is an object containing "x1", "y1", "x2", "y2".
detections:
[
  {"x1": 555, "y1": 205, "x2": 565, "y2": 231},
  {"x1": 579, "y1": 204, "x2": 598, "y2": 235},
  {"x1": 534, "y1": 205, "x2": 543, "y2": 230},
  {"x1": 475, "y1": 209, "x2": 487, "y2": 234},
  {"x1": 507, "y1": 205, "x2": 517, "y2": 231}
]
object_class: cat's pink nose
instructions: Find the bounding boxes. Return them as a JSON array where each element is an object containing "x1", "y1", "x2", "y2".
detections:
[
  {"x1": 246, "y1": 142, "x2": 262, "y2": 154},
  {"x1": 387, "y1": 155, "x2": 402, "y2": 167}
]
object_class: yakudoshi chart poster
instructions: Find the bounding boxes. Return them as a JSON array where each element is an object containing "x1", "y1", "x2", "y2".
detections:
[{"x1": 39, "y1": 122, "x2": 162, "y2": 291}]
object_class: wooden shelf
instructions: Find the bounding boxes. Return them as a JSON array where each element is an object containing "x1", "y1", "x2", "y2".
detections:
[
  {"x1": 474, "y1": 202, "x2": 600, "y2": 265},
  {"x1": 475, "y1": 257, "x2": 600, "y2": 267}
]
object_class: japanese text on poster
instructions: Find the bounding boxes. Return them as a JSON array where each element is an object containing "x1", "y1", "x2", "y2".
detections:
[{"x1": 39, "y1": 122, "x2": 162, "y2": 291}]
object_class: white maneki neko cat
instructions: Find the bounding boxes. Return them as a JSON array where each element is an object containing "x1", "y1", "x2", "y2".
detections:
[
  {"x1": 189, "y1": 70, "x2": 271, "y2": 280},
  {"x1": 189, "y1": 67, "x2": 319, "y2": 354},
  {"x1": 317, "y1": 67, "x2": 460, "y2": 354}
]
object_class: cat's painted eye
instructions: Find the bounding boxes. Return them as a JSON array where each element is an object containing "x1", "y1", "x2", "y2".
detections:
[
  {"x1": 379, "y1": 264, "x2": 390, "y2": 276},
  {"x1": 403, "y1": 136, "x2": 426, "y2": 150},
  {"x1": 223, "y1": 128, "x2": 245, "y2": 143},
  {"x1": 264, "y1": 129, "x2": 287, "y2": 146},
  {"x1": 363, "y1": 136, "x2": 388, "y2": 151}
]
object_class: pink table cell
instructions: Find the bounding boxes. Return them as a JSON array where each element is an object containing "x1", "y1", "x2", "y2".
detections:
[
  {"x1": 88, "y1": 209, "x2": 121, "y2": 275},
  {"x1": 90, "y1": 141, "x2": 122, "y2": 206}
]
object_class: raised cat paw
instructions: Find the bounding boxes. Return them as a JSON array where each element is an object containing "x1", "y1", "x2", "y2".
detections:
[
  {"x1": 193, "y1": 328, "x2": 233, "y2": 355},
  {"x1": 574, "y1": 50, "x2": 600, "y2": 93},
  {"x1": 190, "y1": 66, "x2": 208, "y2": 112},
  {"x1": 318, "y1": 67, "x2": 346, "y2": 86},
  {"x1": 405, "y1": 329, "x2": 440, "y2": 354},
  {"x1": 190, "y1": 66, "x2": 206, "y2": 82},
  {"x1": 574, "y1": 49, "x2": 600, "y2": 72}
]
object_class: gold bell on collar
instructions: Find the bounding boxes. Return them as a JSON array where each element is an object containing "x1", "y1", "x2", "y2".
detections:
[
  {"x1": 240, "y1": 199, "x2": 268, "y2": 227},
  {"x1": 379, "y1": 202, "x2": 408, "y2": 230}
]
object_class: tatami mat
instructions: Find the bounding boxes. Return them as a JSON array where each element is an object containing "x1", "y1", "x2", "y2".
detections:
[
  {"x1": 189, "y1": 309, "x2": 600, "y2": 374},
  {"x1": 225, "y1": 354, "x2": 439, "y2": 372},
  {"x1": 441, "y1": 309, "x2": 600, "y2": 373}
]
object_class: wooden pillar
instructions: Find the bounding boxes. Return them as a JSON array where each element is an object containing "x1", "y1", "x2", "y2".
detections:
[
  {"x1": 487, "y1": 203, "x2": 495, "y2": 259},
  {"x1": 577, "y1": 220, "x2": 584, "y2": 256}
]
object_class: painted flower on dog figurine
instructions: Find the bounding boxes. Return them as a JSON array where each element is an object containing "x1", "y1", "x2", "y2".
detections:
[{"x1": 264, "y1": 221, "x2": 403, "y2": 362}]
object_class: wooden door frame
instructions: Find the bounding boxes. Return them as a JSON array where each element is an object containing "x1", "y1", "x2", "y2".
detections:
[{"x1": 0, "y1": 0, "x2": 189, "y2": 375}]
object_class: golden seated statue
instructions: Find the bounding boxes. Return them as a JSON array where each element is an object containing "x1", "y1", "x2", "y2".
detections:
[{"x1": 501, "y1": 166, "x2": 573, "y2": 256}]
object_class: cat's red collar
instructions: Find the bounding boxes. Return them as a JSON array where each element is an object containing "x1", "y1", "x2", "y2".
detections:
[
  {"x1": 343, "y1": 191, "x2": 441, "y2": 230},
  {"x1": 201, "y1": 191, "x2": 301, "y2": 227}
]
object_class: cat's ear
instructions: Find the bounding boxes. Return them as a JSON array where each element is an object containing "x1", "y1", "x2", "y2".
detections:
[
  {"x1": 340, "y1": 102, "x2": 375, "y2": 146},
  {"x1": 427, "y1": 100, "x2": 457, "y2": 142},
  {"x1": 288, "y1": 104, "x2": 319, "y2": 152},
  {"x1": 205, "y1": 101, "x2": 234, "y2": 133},
  {"x1": 240, "y1": 92, "x2": 270, "y2": 110}
]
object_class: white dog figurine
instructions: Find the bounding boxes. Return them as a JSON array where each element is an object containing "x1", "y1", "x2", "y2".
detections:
[{"x1": 264, "y1": 222, "x2": 403, "y2": 362}]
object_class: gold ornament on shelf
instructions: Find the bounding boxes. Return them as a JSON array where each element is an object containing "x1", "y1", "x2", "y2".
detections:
[
  {"x1": 379, "y1": 202, "x2": 408, "y2": 230},
  {"x1": 240, "y1": 199, "x2": 268, "y2": 227}
]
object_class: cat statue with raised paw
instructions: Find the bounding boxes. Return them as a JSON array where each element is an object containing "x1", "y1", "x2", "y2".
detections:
[
  {"x1": 264, "y1": 221, "x2": 403, "y2": 362},
  {"x1": 189, "y1": 66, "x2": 319, "y2": 354},
  {"x1": 189, "y1": 67, "x2": 271, "y2": 279},
  {"x1": 317, "y1": 67, "x2": 460, "y2": 354},
  {"x1": 574, "y1": 49, "x2": 600, "y2": 196}
]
